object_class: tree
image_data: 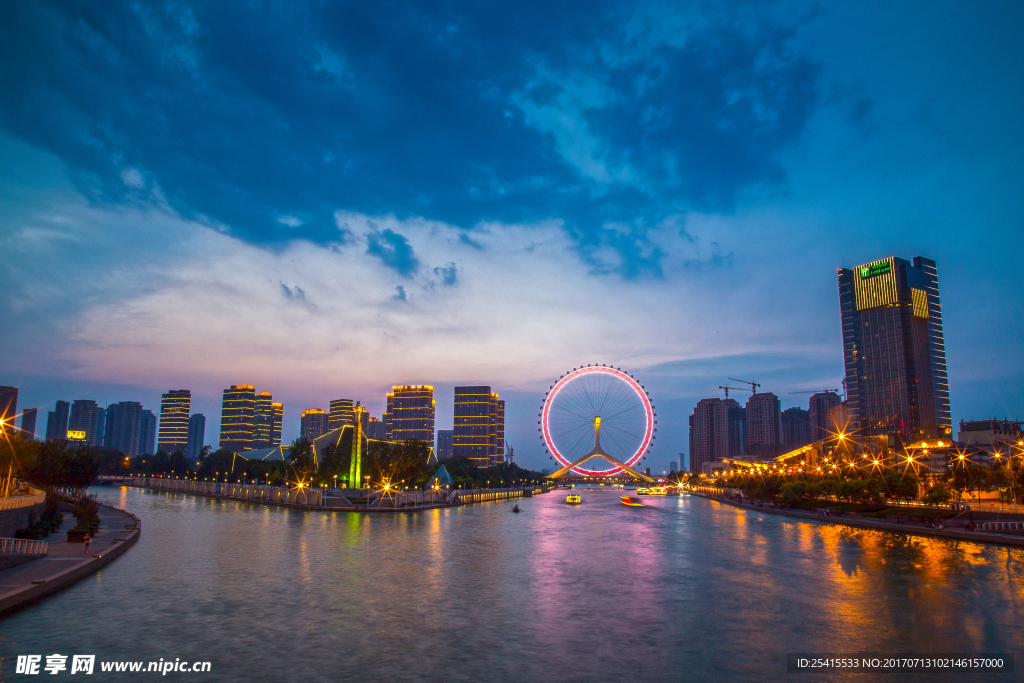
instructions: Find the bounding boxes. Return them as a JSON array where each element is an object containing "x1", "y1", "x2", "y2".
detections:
[
  {"x1": 287, "y1": 437, "x2": 316, "y2": 484},
  {"x1": 26, "y1": 441, "x2": 99, "y2": 499},
  {"x1": 922, "y1": 484, "x2": 952, "y2": 506}
]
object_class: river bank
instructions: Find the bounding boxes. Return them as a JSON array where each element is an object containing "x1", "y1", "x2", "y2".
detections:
[
  {"x1": 0, "y1": 504, "x2": 140, "y2": 616},
  {"x1": 129, "y1": 476, "x2": 551, "y2": 512},
  {"x1": 687, "y1": 490, "x2": 1024, "y2": 547}
]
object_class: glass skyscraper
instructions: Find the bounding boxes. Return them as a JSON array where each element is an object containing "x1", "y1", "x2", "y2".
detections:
[{"x1": 837, "y1": 255, "x2": 951, "y2": 443}]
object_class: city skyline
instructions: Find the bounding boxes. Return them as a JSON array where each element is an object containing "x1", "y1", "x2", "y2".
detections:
[{"x1": 1, "y1": 2, "x2": 1022, "y2": 472}]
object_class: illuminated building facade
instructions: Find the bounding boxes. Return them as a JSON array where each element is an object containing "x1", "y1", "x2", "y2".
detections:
[
  {"x1": 220, "y1": 385, "x2": 256, "y2": 452},
  {"x1": 301, "y1": 408, "x2": 329, "y2": 440},
  {"x1": 46, "y1": 400, "x2": 70, "y2": 441},
  {"x1": 838, "y1": 256, "x2": 951, "y2": 442},
  {"x1": 745, "y1": 392, "x2": 782, "y2": 459},
  {"x1": 0, "y1": 386, "x2": 17, "y2": 434},
  {"x1": 21, "y1": 408, "x2": 37, "y2": 440},
  {"x1": 808, "y1": 391, "x2": 841, "y2": 441},
  {"x1": 329, "y1": 399, "x2": 355, "y2": 432},
  {"x1": 453, "y1": 386, "x2": 504, "y2": 467},
  {"x1": 186, "y1": 414, "x2": 206, "y2": 460},
  {"x1": 69, "y1": 400, "x2": 105, "y2": 447},
  {"x1": 384, "y1": 386, "x2": 435, "y2": 445},
  {"x1": 157, "y1": 389, "x2": 191, "y2": 453}
]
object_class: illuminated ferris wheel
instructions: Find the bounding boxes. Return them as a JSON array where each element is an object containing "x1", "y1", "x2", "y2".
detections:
[{"x1": 539, "y1": 364, "x2": 656, "y2": 479}]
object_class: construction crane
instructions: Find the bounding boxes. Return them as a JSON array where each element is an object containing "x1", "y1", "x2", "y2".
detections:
[
  {"x1": 718, "y1": 385, "x2": 746, "y2": 399},
  {"x1": 789, "y1": 387, "x2": 840, "y2": 395},
  {"x1": 790, "y1": 379, "x2": 847, "y2": 400},
  {"x1": 504, "y1": 441, "x2": 514, "y2": 465},
  {"x1": 727, "y1": 378, "x2": 760, "y2": 396}
]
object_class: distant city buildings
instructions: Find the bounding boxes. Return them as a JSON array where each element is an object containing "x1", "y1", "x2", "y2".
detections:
[
  {"x1": 958, "y1": 419, "x2": 1023, "y2": 450},
  {"x1": 329, "y1": 399, "x2": 355, "y2": 432},
  {"x1": 220, "y1": 385, "x2": 256, "y2": 452},
  {"x1": 68, "y1": 400, "x2": 105, "y2": 446},
  {"x1": 46, "y1": 400, "x2": 70, "y2": 441},
  {"x1": 157, "y1": 390, "x2": 191, "y2": 453},
  {"x1": 453, "y1": 386, "x2": 504, "y2": 467},
  {"x1": 366, "y1": 416, "x2": 385, "y2": 440},
  {"x1": 139, "y1": 409, "x2": 157, "y2": 455},
  {"x1": 838, "y1": 255, "x2": 951, "y2": 443},
  {"x1": 0, "y1": 385, "x2": 17, "y2": 434},
  {"x1": 780, "y1": 407, "x2": 812, "y2": 451},
  {"x1": 301, "y1": 408, "x2": 329, "y2": 440},
  {"x1": 20, "y1": 408, "x2": 37, "y2": 439},
  {"x1": 186, "y1": 414, "x2": 206, "y2": 460},
  {"x1": 689, "y1": 398, "x2": 746, "y2": 473},
  {"x1": 436, "y1": 429, "x2": 453, "y2": 459},
  {"x1": 745, "y1": 392, "x2": 782, "y2": 459},
  {"x1": 384, "y1": 386, "x2": 435, "y2": 446},
  {"x1": 105, "y1": 401, "x2": 144, "y2": 456},
  {"x1": 253, "y1": 392, "x2": 283, "y2": 449},
  {"x1": 808, "y1": 391, "x2": 841, "y2": 441}
]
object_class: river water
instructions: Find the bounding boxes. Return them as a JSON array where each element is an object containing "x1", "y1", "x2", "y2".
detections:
[{"x1": 2, "y1": 486, "x2": 1022, "y2": 682}]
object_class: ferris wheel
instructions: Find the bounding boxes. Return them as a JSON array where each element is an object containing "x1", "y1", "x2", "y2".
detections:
[{"x1": 539, "y1": 364, "x2": 656, "y2": 479}]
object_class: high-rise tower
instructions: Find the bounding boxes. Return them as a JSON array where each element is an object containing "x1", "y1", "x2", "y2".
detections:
[
  {"x1": 220, "y1": 385, "x2": 256, "y2": 452},
  {"x1": 385, "y1": 386, "x2": 435, "y2": 445},
  {"x1": 157, "y1": 390, "x2": 191, "y2": 454},
  {"x1": 329, "y1": 399, "x2": 355, "y2": 432},
  {"x1": 838, "y1": 256, "x2": 951, "y2": 442},
  {"x1": 454, "y1": 386, "x2": 494, "y2": 467}
]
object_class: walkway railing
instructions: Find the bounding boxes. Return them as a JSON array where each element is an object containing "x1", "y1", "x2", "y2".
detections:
[
  {"x1": 0, "y1": 492, "x2": 46, "y2": 511},
  {"x1": 0, "y1": 538, "x2": 48, "y2": 555}
]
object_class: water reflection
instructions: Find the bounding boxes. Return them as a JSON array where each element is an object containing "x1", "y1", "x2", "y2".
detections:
[{"x1": 1, "y1": 487, "x2": 1021, "y2": 683}]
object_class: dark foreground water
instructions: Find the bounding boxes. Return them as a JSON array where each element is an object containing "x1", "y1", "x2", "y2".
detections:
[{"x1": 2, "y1": 487, "x2": 1022, "y2": 682}]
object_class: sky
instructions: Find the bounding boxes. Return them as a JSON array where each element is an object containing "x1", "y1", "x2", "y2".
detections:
[{"x1": 1, "y1": 0, "x2": 1022, "y2": 472}]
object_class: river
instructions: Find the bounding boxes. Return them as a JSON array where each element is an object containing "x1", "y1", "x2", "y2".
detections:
[{"x1": 2, "y1": 486, "x2": 1022, "y2": 682}]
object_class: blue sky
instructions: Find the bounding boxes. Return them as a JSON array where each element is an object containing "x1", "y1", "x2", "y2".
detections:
[{"x1": 1, "y1": 0, "x2": 1021, "y2": 471}]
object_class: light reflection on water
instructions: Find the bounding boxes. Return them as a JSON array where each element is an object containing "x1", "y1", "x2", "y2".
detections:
[{"x1": 1, "y1": 487, "x2": 1021, "y2": 682}]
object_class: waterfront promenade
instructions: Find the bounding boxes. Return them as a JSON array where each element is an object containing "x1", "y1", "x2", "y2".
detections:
[
  {"x1": 130, "y1": 476, "x2": 551, "y2": 511},
  {"x1": 686, "y1": 489, "x2": 1024, "y2": 547},
  {"x1": 0, "y1": 504, "x2": 140, "y2": 615}
]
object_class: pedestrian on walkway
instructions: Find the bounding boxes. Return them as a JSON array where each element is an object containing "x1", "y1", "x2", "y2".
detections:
[{"x1": 84, "y1": 535, "x2": 91, "y2": 554}]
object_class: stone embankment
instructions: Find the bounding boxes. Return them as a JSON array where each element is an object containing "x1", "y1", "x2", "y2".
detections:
[
  {"x1": 0, "y1": 504, "x2": 140, "y2": 615},
  {"x1": 688, "y1": 491, "x2": 1024, "y2": 548},
  {"x1": 131, "y1": 476, "x2": 550, "y2": 512}
]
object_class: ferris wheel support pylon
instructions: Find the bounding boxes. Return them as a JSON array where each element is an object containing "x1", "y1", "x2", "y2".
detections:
[{"x1": 548, "y1": 417, "x2": 654, "y2": 481}]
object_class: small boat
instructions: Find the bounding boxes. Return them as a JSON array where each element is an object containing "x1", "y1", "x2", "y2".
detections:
[
  {"x1": 648, "y1": 487, "x2": 668, "y2": 496},
  {"x1": 620, "y1": 496, "x2": 645, "y2": 507},
  {"x1": 566, "y1": 494, "x2": 581, "y2": 504},
  {"x1": 636, "y1": 487, "x2": 651, "y2": 495},
  {"x1": 512, "y1": 504, "x2": 521, "y2": 513}
]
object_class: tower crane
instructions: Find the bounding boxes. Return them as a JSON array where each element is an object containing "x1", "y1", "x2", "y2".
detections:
[
  {"x1": 727, "y1": 378, "x2": 760, "y2": 396},
  {"x1": 718, "y1": 385, "x2": 746, "y2": 400}
]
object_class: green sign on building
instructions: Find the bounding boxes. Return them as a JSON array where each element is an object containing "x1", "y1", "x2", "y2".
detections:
[{"x1": 859, "y1": 261, "x2": 891, "y2": 279}]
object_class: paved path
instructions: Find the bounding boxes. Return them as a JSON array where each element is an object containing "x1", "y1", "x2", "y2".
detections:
[{"x1": 0, "y1": 504, "x2": 140, "y2": 616}]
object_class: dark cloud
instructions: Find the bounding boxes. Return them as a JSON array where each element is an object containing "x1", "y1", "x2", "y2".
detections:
[
  {"x1": 0, "y1": 1, "x2": 820, "y2": 276},
  {"x1": 366, "y1": 227, "x2": 419, "y2": 276}
]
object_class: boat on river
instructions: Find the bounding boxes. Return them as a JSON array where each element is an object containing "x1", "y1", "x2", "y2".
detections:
[
  {"x1": 620, "y1": 496, "x2": 645, "y2": 507},
  {"x1": 566, "y1": 494, "x2": 582, "y2": 504}
]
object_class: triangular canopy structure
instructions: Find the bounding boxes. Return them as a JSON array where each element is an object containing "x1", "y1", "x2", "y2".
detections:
[
  {"x1": 548, "y1": 417, "x2": 654, "y2": 482},
  {"x1": 426, "y1": 464, "x2": 455, "y2": 490}
]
